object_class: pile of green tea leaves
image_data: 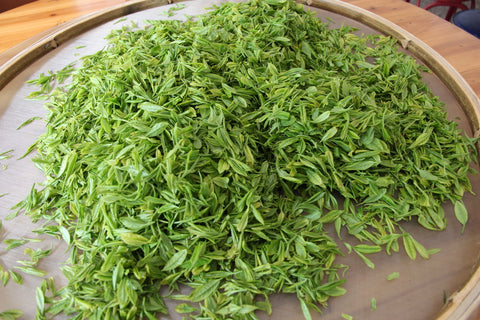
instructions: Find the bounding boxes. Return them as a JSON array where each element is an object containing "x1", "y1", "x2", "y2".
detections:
[{"x1": 15, "y1": 0, "x2": 477, "y2": 319}]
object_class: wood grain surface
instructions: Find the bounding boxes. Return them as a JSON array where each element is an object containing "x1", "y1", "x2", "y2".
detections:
[
  {"x1": 0, "y1": 0, "x2": 133, "y2": 54},
  {"x1": 0, "y1": 0, "x2": 36, "y2": 13}
]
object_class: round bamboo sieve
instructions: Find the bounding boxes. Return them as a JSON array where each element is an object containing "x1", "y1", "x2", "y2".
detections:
[{"x1": 0, "y1": 1, "x2": 479, "y2": 319}]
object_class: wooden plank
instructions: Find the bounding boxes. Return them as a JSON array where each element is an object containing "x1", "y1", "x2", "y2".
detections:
[
  {"x1": 0, "y1": 0, "x2": 36, "y2": 13},
  {"x1": 0, "y1": 0, "x2": 134, "y2": 53}
]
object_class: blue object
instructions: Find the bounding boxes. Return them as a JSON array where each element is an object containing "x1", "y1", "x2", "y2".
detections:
[{"x1": 452, "y1": 9, "x2": 480, "y2": 39}]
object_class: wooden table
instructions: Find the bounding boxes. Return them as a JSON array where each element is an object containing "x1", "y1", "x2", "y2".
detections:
[{"x1": 0, "y1": 0, "x2": 132, "y2": 60}]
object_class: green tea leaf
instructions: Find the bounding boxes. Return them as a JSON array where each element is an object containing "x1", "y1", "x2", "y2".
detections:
[
  {"x1": 0, "y1": 309, "x2": 23, "y2": 320},
  {"x1": 14, "y1": 266, "x2": 46, "y2": 277},
  {"x1": 227, "y1": 157, "x2": 251, "y2": 176},
  {"x1": 138, "y1": 103, "x2": 165, "y2": 112},
  {"x1": 402, "y1": 233, "x2": 417, "y2": 260},
  {"x1": 163, "y1": 249, "x2": 188, "y2": 271},
  {"x1": 9, "y1": 271, "x2": 22, "y2": 285},
  {"x1": 188, "y1": 279, "x2": 221, "y2": 302},
  {"x1": 321, "y1": 127, "x2": 338, "y2": 142},
  {"x1": 36, "y1": 286, "x2": 45, "y2": 315},
  {"x1": 387, "y1": 272, "x2": 400, "y2": 280},
  {"x1": 353, "y1": 244, "x2": 382, "y2": 254},
  {"x1": 409, "y1": 127, "x2": 432, "y2": 149},
  {"x1": 301, "y1": 41, "x2": 314, "y2": 58},
  {"x1": 4, "y1": 239, "x2": 29, "y2": 251},
  {"x1": 312, "y1": 111, "x2": 330, "y2": 124},
  {"x1": 354, "y1": 251, "x2": 375, "y2": 269},
  {"x1": 264, "y1": 0, "x2": 287, "y2": 5},
  {"x1": 306, "y1": 170, "x2": 326, "y2": 188},
  {"x1": 299, "y1": 298, "x2": 313, "y2": 320},
  {"x1": 344, "y1": 161, "x2": 378, "y2": 171},
  {"x1": 0, "y1": 149, "x2": 13, "y2": 160},
  {"x1": 417, "y1": 168, "x2": 438, "y2": 181},
  {"x1": 119, "y1": 232, "x2": 150, "y2": 246},
  {"x1": 0, "y1": 271, "x2": 9, "y2": 286},
  {"x1": 454, "y1": 200, "x2": 468, "y2": 233},
  {"x1": 342, "y1": 313, "x2": 354, "y2": 320},
  {"x1": 16, "y1": 116, "x2": 42, "y2": 130},
  {"x1": 174, "y1": 303, "x2": 198, "y2": 314}
]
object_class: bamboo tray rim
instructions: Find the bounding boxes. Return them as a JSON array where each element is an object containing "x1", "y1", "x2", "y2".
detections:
[{"x1": 1, "y1": 0, "x2": 480, "y2": 319}]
